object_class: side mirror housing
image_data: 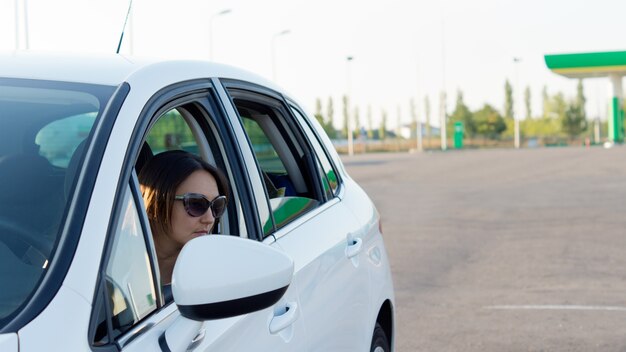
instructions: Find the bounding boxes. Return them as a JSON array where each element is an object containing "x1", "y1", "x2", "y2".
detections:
[
  {"x1": 172, "y1": 234, "x2": 293, "y2": 320},
  {"x1": 161, "y1": 235, "x2": 294, "y2": 352}
]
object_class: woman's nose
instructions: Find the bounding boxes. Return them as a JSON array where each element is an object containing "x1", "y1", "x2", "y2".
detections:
[{"x1": 199, "y1": 209, "x2": 215, "y2": 224}]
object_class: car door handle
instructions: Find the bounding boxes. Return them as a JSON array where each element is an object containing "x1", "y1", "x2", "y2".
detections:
[
  {"x1": 346, "y1": 237, "x2": 363, "y2": 258},
  {"x1": 269, "y1": 302, "x2": 298, "y2": 334},
  {"x1": 186, "y1": 328, "x2": 205, "y2": 351}
]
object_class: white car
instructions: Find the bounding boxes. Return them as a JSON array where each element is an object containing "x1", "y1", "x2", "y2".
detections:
[{"x1": 0, "y1": 52, "x2": 395, "y2": 352}]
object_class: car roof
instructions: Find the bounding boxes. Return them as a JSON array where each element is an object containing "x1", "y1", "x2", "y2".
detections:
[{"x1": 0, "y1": 51, "x2": 280, "y2": 91}]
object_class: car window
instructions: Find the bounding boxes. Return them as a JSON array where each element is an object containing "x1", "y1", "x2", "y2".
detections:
[
  {"x1": 93, "y1": 184, "x2": 158, "y2": 344},
  {"x1": 242, "y1": 117, "x2": 287, "y2": 174},
  {"x1": 228, "y1": 90, "x2": 322, "y2": 235},
  {"x1": 145, "y1": 108, "x2": 198, "y2": 155},
  {"x1": 141, "y1": 103, "x2": 245, "y2": 237},
  {"x1": 36, "y1": 112, "x2": 97, "y2": 167},
  {"x1": 290, "y1": 106, "x2": 340, "y2": 198},
  {"x1": 0, "y1": 80, "x2": 113, "y2": 324}
]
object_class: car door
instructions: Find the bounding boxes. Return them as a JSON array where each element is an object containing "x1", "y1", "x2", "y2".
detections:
[
  {"x1": 288, "y1": 104, "x2": 375, "y2": 350},
  {"x1": 222, "y1": 82, "x2": 372, "y2": 351},
  {"x1": 88, "y1": 80, "x2": 308, "y2": 352}
]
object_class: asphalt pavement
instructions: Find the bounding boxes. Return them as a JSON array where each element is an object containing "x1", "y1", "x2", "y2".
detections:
[{"x1": 343, "y1": 146, "x2": 626, "y2": 351}]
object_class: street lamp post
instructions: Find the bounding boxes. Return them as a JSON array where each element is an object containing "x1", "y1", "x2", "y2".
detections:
[
  {"x1": 23, "y1": 0, "x2": 29, "y2": 49},
  {"x1": 415, "y1": 59, "x2": 424, "y2": 152},
  {"x1": 209, "y1": 9, "x2": 232, "y2": 60},
  {"x1": 346, "y1": 56, "x2": 354, "y2": 156},
  {"x1": 14, "y1": 0, "x2": 30, "y2": 49},
  {"x1": 439, "y1": 6, "x2": 447, "y2": 151},
  {"x1": 271, "y1": 29, "x2": 291, "y2": 82},
  {"x1": 14, "y1": 0, "x2": 19, "y2": 49},
  {"x1": 513, "y1": 57, "x2": 522, "y2": 149},
  {"x1": 439, "y1": 91, "x2": 447, "y2": 151}
]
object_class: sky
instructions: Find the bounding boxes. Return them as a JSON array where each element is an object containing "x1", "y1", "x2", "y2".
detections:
[{"x1": 2, "y1": 0, "x2": 625, "y2": 129}]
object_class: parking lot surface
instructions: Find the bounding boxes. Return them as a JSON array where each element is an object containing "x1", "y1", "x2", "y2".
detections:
[{"x1": 344, "y1": 147, "x2": 626, "y2": 351}]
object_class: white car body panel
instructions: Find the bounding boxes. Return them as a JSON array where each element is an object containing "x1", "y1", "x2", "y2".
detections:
[
  {"x1": 0, "y1": 333, "x2": 17, "y2": 352},
  {"x1": 272, "y1": 199, "x2": 371, "y2": 351},
  {"x1": 0, "y1": 51, "x2": 280, "y2": 92},
  {"x1": 120, "y1": 285, "x2": 308, "y2": 352},
  {"x1": 18, "y1": 286, "x2": 92, "y2": 351}
]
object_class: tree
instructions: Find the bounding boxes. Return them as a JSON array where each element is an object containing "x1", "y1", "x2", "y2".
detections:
[
  {"x1": 524, "y1": 86, "x2": 532, "y2": 119},
  {"x1": 326, "y1": 96, "x2": 334, "y2": 131},
  {"x1": 314, "y1": 98, "x2": 324, "y2": 125},
  {"x1": 555, "y1": 79, "x2": 587, "y2": 138},
  {"x1": 410, "y1": 98, "x2": 417, "y2": 139},
  {"x1": 315, "y1": 97, "x2": 336, "y2": 138},
  {"x1": 342, "y1": 95, "x2": 349, "y2": 139},
  {"x1": 353, "y1": 106, "x2": 360, "y2": 139},
  {"x1": 367, "y1": 105, "x2": 373, "y2": 139},
  {"x1": 449, "y1": 89, "x2": 475, "y2": 137},
  {"x1": 504, "y1": 79, "x2": 514, "y2": 120},
  {"x1": 542, "y1": 86, "x2": 550, "y2": 118},
  {"x1": 474, "y1": 104, "x2": 507, "y2": 140},
  {"x1": 379, "y1": 110, "x2": 388, "y2": 140},
  {"x1": 576, "y1": 79, "x2": 586, "y2": 119},
  {"x1": 558, "y1": 79, "x2": 588, "y2": 140},
  {"x1": 424, "y1": 95, "x2": 431, "y2": 147},
  {"x1": 562, "y1": 102, "x2": 588, "y2": 138},
  {"x1": 396, "y1": 105, "x2": 402, "y2": 138},
  {"x1": 550, "y1": 92, "x2": 567, "y2": 120}
]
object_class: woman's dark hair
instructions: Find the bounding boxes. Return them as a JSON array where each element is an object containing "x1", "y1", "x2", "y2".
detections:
[{"x1": 138, "y1": 150, "x2": 229, "y2": 236}]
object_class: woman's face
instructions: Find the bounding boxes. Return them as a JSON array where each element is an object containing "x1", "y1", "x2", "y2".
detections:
[{"x1": 169, "y1": 169, "x2": 220, "y2": 246}]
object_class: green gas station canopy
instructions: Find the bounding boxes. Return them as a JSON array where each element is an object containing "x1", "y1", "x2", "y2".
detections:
[{"x1": 544, "y1": 50, "x2": 626, "y2": 78}]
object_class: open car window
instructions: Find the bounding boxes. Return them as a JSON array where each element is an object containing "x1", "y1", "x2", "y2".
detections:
[{"x1": 227, "y1": 88, "x2": 327, "y2": 236}]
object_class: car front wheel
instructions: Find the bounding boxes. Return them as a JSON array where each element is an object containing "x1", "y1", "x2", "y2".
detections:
[{"x1": 370, "y1": 322, "x2": 390, "y2": 352}]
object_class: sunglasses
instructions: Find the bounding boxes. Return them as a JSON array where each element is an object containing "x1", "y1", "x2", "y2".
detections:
[{"x1": 174, "y1": 193, "x2": 227, "y2": 218}]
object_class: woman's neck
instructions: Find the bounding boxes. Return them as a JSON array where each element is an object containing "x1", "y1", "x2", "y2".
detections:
[
  {"x1": 153, "y1": 230, "x2": 182, "y2": 260},
  {"x1": 153, "y1": 230, "x2": 182, "y2": 285}
]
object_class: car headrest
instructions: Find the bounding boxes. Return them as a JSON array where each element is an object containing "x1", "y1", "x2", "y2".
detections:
[{"x1": 0, "y1": 154, "x2": 54, "y2": 202}]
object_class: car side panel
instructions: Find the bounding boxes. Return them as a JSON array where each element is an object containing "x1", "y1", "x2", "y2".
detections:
[
  {"x1": 340, "y1": 176, "x2": 396, "y2": 347},
  {"x1": 194, "y1": 282, "x2": 307, "y2": 352},
  {"x1": 273, "y1": 200, "x2": 371, "y2": 351},
  {"x1": 368, "y1": 235, "x2": 396, "y2": 350},
  {"x1": 182, "y1": 263, "x2": 308, "y2": 352},
  {"x1": 18, "y1": 287, "x2": 92, "y2": 351},
  {"x1": 0, "y1": 333, "x2": 17, "y2": 352},
  {"x1": 121, "y1": 293, "x2": 308, "y2": 352}
]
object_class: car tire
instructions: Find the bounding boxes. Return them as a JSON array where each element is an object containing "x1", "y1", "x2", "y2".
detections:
[{"x1": 370, "y1": 322, "x2": 390, "y2": 352}]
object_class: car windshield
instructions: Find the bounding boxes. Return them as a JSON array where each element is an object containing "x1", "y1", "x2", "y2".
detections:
[{"x1": 0, "y1": 78, "x2": 115, "y2": 321}]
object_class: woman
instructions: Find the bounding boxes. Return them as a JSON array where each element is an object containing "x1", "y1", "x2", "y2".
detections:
[{"x1": 138, "y1": 150, "x2": 229, "y2": 285}]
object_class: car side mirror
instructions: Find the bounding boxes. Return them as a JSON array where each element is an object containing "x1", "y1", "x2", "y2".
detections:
[{"x1": 160, "y1": 235, "x2": 294, "y2": 352}]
